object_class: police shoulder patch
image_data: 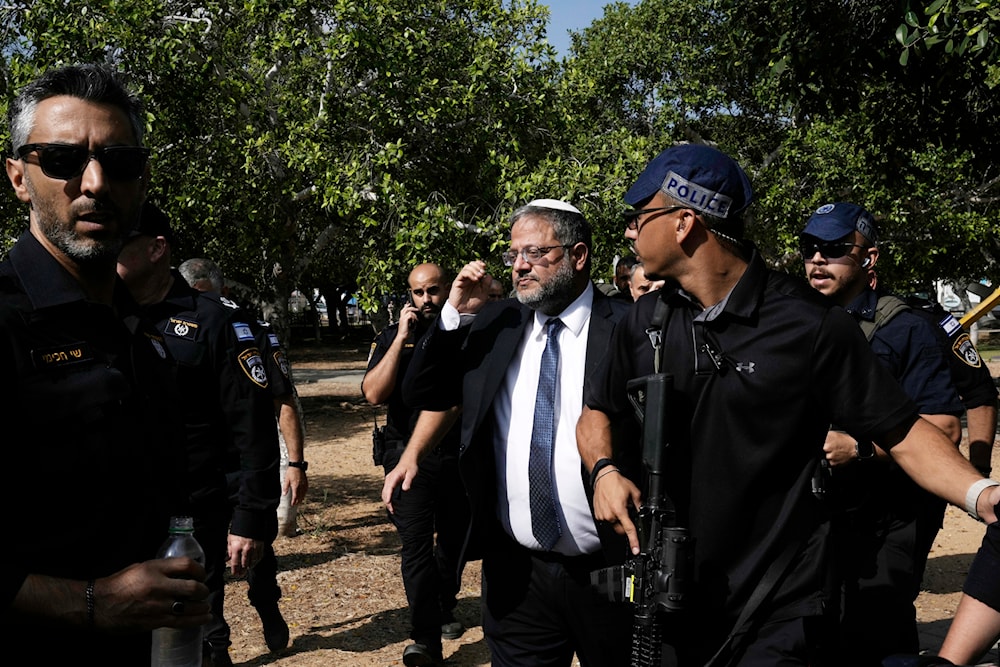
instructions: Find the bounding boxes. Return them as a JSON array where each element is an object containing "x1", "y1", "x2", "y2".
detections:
[
  {"x1": 166, "y1": 318, "x2": 199, "y2": 340},
  {"x1": 238, "y1": 347, "x2": 270, "y2": 388},
  {"x1": 953, "y1": 333, "x2": 982, "y2": 368},
  {"x1": 273, "y1": 349, "x2": 291, "y2": 378}
]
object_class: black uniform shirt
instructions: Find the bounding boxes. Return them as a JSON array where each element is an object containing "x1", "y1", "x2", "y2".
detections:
[
  {"x1": 0, "y1": 231, "x2": 182, "y2": 658},
  {"x1": 256, "y1": 319, "x2": 295, "y2": 399},
  {"x1": 907, "y1": 297, "x2": 998, "y2": 410},
  {"x1": 367, "y1": 320, "x2": 460, "y2": 451},
  {"x1": 585, "y1": 250, "x2": 918, "y2": 645},
  {"x1": 143, "y1": 273, "x2": 279, "y2": 541}
]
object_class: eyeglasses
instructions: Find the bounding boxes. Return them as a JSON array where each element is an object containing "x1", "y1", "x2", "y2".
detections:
[
  {"x1": 15, "y1": 143, "x2": 149, "y2": 181},
  {"x1": 501, "y1": 244, "x2": 572, "y2": 267},
  {"x1": 624, "y1": 206, "x2": 686, "y2": 231},
  {"x1": 798, "y1": 241, "x2": 865, "y2": 260}
]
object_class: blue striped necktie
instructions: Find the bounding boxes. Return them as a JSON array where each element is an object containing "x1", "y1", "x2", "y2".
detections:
[{"x1": 528, "y1": 317, "x2": 564, "y2": 550}]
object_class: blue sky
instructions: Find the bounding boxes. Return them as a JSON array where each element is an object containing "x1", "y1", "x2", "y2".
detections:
[{"x1": 543, "y1": 0, "x2": 637, "y2": 57}]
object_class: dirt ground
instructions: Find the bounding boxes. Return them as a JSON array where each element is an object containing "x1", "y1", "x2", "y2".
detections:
[{"x1": 217, "y1": 337, "x2": 1000, "y2": 666}]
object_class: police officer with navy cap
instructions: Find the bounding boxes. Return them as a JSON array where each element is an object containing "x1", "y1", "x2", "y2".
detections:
[
  {"x1": 801, "y1": 202, "x2": 964, "y2": 665},
  {"x1": 578, "y1": 144, "x2": 1000, "y2": 667}
]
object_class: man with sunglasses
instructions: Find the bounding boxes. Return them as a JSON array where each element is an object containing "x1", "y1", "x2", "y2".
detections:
[
  {"x1": 363, "y1": 263, "x2": 470, "y2": 667},
  {"x1": 1, "y1": 64, "x2": 210, "y2": 663},
  {"x1": 800, "y1": 202, "x2": 966, "y2": 665},
  {"x1": 395, "y1": 201, "x2": 634, "y2": 667},
  {"x1": 577, "y1": 144, "x2": 1000, "y2": 666}
]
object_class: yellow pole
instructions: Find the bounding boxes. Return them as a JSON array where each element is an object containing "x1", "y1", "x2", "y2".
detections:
[{"x1": 959, "y1": 287, "x2": 1000, "y2": 328}]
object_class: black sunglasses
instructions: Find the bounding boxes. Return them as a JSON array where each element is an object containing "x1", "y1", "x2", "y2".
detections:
[
  {"x1": 798, "y1": 240, "x2": 864, "y2": 259},
  {"x1": 623, "y1": 206, "x2": 687, "y2": 231},
  {"x1": 15, "y1": 143, "x2": 149, "y2": 181}
]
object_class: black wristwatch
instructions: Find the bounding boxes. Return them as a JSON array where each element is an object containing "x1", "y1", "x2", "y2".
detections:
[
  {"x1": 855, "y1": 440, "x2": 875, "y2": 460},
  {"x1": 589, "y1": 457, "x2": 616, "y2": 489},
  {"x1": 288, "y1": 460, "x2": 309, "y2": 471}
]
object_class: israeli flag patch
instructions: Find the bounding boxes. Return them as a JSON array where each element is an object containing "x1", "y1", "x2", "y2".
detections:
[
  {"x1": 232, "y1": 322, "x2": 255, "y2": 342},
  {"x1": 939, "y1": 313, "x2": 962, "y2": 338}
]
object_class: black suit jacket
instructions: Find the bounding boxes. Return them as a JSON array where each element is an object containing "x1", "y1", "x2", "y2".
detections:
[{"x1": 403, "y1": 285, "x2": 634, "y2": 565}]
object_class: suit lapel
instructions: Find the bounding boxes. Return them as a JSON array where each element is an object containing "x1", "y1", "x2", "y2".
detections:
[
  {"x1": 469, "y1": 303, "x2": 533, "y2": 436},
  {"x1": 585, "y1": 289, "x2": 616, "y2": 374}
]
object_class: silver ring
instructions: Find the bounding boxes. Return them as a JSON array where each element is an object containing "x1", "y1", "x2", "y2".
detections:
[{"x1": 171, "y1": 601, "x2": 185, "y2": 615}]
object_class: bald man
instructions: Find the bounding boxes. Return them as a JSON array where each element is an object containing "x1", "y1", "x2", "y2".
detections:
[{"x1": 362, "y1": 264, "x2": 469, "y2": 667}]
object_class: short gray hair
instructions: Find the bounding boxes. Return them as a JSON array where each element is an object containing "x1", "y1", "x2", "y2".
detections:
[
  {"x1": 8, "y1": 64, "x2": 145, "y2": 152},
  {"x1": 179, "y1": 257, "x2": 225, "y2": 292}
]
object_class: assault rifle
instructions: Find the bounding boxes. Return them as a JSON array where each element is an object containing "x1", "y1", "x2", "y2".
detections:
[{"x1": 590, "y1": 372, "x2": 693, "y2": 667}]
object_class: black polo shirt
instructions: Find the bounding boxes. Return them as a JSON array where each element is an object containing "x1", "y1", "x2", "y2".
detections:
[
  {"x1": 586, "y1": 250, "x2": 918, "y2": 650},
  {"x1": 366, "y1": 319, "x2": 460, "y2": 452},
  {"x1": 0, "y1": 231, "x2": 183, "y2": 660}
]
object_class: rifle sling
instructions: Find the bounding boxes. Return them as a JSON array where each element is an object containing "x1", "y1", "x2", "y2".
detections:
[{"x1": 702, "y1": 538, "x2": 802, "y2": 667}]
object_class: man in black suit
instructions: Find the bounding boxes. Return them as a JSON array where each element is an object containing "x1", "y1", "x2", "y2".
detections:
[{"x1": 386, "y1": 199, "x2": 633, "y2": 667}]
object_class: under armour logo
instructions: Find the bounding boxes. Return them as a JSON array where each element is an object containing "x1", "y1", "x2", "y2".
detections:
[{"x1": 735, "y1": 361, "x2": 755, "y2": 374}]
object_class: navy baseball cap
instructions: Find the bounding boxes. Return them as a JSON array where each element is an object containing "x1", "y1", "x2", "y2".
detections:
[
  {"x1": 801, "y1": 202, "x2": 878, "y2": 245},
  {"x1": 624, "y1": 144, "x2": 753, "y2": 219}
]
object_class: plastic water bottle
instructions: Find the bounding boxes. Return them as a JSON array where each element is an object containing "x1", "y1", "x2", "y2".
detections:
[{"x1": 151, "y1": 516, "x2": 205, "y2": 667}]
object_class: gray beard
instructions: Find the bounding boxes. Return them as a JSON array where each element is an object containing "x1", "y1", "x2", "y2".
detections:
[
  {"x1": 516, "y1": 260, "x2": 578, "y2": 315},
  {"x1": 44, "y1": 224, "x2": 125, "y2": 265},
  {"x1": 26, "y1": 174, "x2": 127, "y2": 266}
]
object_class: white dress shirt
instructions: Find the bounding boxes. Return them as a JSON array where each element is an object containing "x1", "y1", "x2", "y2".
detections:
[
  {"x1": 492, "y1": 284, "x2": 600, "y2": 554},
  {"x1": 438, "y1": 285, "x2": 601, "y2": 554}
]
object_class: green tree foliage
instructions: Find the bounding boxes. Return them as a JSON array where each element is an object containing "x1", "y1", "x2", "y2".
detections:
[
  {"x1": 0, "y1": 0, "x2": 564, "y2": 335},
  {"x1": 1, "y1": 0, "x2": 997, "y2": 330},
  {"x1": 563, "y1": 0, "x2": 999, "y2": 290},
  {"x1": 727, "y1": 0, "x2": 1000, "y2": 289},
  {"x1": 897, "y1": 1, "x2": 1000, "y2": 87},
  {"x1": 554, "y1": 0, "x2": 785, "y2": 275}
]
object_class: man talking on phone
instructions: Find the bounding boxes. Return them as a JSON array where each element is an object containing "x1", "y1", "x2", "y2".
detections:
[{"x1": 362, "y1": 263, "x2": 470, "y2": 667}]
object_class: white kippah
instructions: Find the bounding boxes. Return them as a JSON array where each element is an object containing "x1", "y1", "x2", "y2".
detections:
[{"x1": 526, "y1": 198, "x2": 581, "y2": 214}]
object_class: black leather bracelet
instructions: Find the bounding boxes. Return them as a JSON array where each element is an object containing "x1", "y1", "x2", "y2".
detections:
[
  {"x1": 589, "y1": 457, "x2": 616, "y2": 489},
  {"x1": 86, "y1": 579, "x2": 95, "y2": 627},
  {"x1": 288, "y1": 461, "x2": 308, "y2": 471}
]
